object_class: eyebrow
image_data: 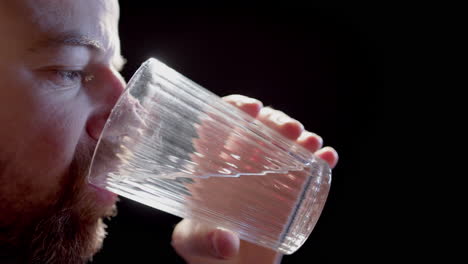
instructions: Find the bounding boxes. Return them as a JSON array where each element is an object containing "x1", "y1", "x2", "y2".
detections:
[
  {"x1": 30, "y1": 32, "x2": 127, "y2": 71},
  {"x1": 31, "y1": 32, "x2": 104, "y2": 52},
  {"x1": 59, "y1": 35, "x2": 104, "y2": 50}
]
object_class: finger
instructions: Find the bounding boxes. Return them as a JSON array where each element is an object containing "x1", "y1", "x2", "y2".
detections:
[
  {"x1": 315, "y1": 146, "x2": 339, "y2": 169},
  {"x1": 222, "y1": 94, "x2": 263, "y2": 117},
  {"x1": 297, "y1": 131, "x2": 323, "y2": 153},
  {"x1": 172, "y1": 219, "x2": 240, "y2": 261},
  {"x1": 257, "y1": 107, "x2": 304, "y2": 140}
]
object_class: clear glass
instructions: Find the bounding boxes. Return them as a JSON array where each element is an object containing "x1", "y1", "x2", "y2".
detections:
[{"x1": 87, "y1": 58, "x2": 332, "y2": 254}]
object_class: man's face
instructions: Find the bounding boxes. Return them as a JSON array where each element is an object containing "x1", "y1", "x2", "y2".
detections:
[{"x1": 0, "y1": 0, "x2": 124, "y2": 262}]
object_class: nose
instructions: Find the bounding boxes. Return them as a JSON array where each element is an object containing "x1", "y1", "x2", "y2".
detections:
[{"x1": 86, "y1": 67, "x2": 126, "y2": 141}]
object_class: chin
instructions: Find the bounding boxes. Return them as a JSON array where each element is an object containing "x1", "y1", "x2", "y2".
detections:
[
  {"x1": 25, "y1": 174, "x2": 119, "y2": 263},
  {"x1": 86, "y1": 216, "x2": 111, "y2": 260},
  {"x1": 0, "y1": 139, "x2": 120, "y2": 263},
  {"x1": 79, "y1": 185, "x2": 119, "y2": 260},
  {"x1": 80, "y1": 202, "x2": 118, "y2": 263},
  {"x1": 27, "y1": 190, "x2": 118, "y2": 264},
  {"x1": 27, "y1": 139, "x2": 122, "y2": 262}
]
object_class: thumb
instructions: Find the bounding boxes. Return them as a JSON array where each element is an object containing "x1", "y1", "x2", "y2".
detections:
[{"x1": 171, "y1": 219, "x2": 240, "y2": 261}]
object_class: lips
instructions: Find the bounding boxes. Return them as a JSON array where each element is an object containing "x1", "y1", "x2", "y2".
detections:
[{"x1": 88, "y1": 184, "x2": 118, "y2": 207}]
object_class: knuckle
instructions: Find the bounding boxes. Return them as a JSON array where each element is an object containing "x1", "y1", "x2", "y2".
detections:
[{"x1": 223, "y1": 94, "x2": 254, "y2": 103}]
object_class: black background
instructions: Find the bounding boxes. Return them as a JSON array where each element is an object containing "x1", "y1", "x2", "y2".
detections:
[{"x1": 93, "y1": 4, "x2": 385, "y2": 264}]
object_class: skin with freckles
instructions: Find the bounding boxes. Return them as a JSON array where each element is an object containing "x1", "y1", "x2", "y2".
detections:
[{"x1": 0, "y1": 1, "x2": 338, "y2": 263}]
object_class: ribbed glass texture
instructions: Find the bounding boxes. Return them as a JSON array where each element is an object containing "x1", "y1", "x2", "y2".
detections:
[{"x1": 88, "y1": 58, "x2": 331, "y2": 254}]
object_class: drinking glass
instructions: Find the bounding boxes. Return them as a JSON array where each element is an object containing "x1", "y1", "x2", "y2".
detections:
[{"x1": 87, "y1": 58, "x2": 332, "y2": 254}]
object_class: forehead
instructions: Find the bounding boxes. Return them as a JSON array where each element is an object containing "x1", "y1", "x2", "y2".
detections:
[{"x1": 2, "y1": 0, "x2": 119, "y2": 52}]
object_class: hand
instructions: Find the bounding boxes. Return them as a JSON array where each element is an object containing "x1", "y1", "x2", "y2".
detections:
[{"x1": 171, "y1": 95, "x2": 338, "y2": 264}]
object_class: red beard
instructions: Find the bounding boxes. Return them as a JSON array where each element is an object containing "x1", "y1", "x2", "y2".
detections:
[{"x1": 0, "y1": 141, "x2": 117, "y2": 264}]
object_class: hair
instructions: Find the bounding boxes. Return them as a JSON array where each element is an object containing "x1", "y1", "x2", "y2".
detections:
[{"x1": 0, "y1": 140, "x2": 116, "y2": 264}]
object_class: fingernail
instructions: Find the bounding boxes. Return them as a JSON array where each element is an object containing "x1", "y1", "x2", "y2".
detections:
[
  {"x1": 208, "y1": 230, "x2": 222, "y2": 258},
  {"x1": 274, "y1": 113, "x2": 290, "y2": 125},
  {"x1": 241, "y1": 97, "x2": 260, "y2": 105},
  {"x1": 261, "y1": 106, "x2": 275, "y2": 115},
  {"x1": 210, "y1": 228, "x2": 236, "y2": 259}
]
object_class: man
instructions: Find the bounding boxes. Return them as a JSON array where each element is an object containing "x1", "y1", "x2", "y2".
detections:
[{"x1": 0, "y1": 0, "x2": 338, "y2": 263}]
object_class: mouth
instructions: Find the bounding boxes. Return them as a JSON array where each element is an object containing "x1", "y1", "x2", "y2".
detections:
[{"x1": 88, "y1": 184, "x2": 118, "y2": 208}]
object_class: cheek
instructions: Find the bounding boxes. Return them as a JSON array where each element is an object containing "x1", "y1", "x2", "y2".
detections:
[
  {"x1": 0, "y1": 65, "x2": 94, "y2": 208},
  {"x1": 26, "y1": 99, "x2": 91, "y2": 204},
  {"x1": 12, "y1": 93, "x2": 91, "y2": 186},
  {"x1": 31, "y1": 99, "x2": 91, "y2": 175},
  {"x1": 0, "y1": 66, "x2": 88, "y2": 165},
  {"x1": 0, "y1": 92, "x2": 92, "y2": 210}
]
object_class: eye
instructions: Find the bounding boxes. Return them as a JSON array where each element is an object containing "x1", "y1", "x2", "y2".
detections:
[{"x1": 50, "y1": 70, "x2": 83, "y2": 87}]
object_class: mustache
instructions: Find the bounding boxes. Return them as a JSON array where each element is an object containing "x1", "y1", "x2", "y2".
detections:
[
  {"x1": 71, "y1": 140, "x2": 98, "y2": 184},
  {"x1": 54, "y1": 139, "x2": 98, "y2": 211}
]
